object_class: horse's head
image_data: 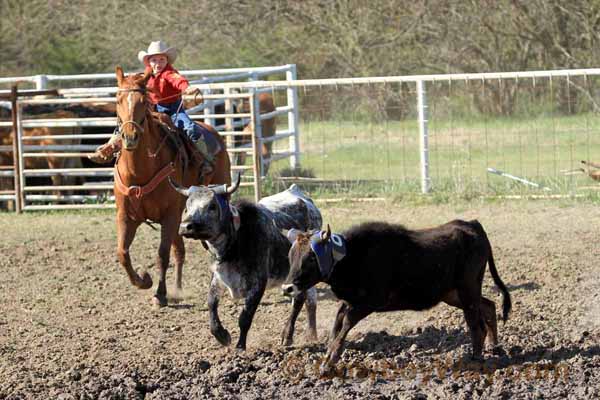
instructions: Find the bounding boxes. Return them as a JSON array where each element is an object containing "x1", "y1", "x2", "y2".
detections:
[{"x1": 115, "y1": 66, "x2": 152, "y2": 150}]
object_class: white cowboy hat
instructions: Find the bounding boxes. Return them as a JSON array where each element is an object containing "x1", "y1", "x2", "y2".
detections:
[{"x1": 137, "y1": 41, "x2": 177, "y2": 65}]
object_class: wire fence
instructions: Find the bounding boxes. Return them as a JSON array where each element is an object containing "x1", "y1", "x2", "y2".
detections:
[
  {"x1": 3, "y1": 68, "x2": 600, "y2": 211},
  {"x1": 252, "y1": 73, "x2": 600, "y2": 198}
]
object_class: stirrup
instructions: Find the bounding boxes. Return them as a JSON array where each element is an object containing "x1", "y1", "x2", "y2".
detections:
[{"x1": 88, "y1": 143, "x2": 117, "y2": 164}]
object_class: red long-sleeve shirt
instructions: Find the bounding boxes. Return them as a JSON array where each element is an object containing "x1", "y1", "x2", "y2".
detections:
[{"x1": 147, "y1": 64, "x2": 189, "y2": 105}]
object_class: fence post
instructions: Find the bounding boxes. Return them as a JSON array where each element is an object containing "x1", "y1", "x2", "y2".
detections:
[
  {"x1": 203, "y1": 89, "x2": 215, "y2": 128},
  {"x1": 249, "y1": 92, "x2": 262, "y2": 202},
  {"x1": 416, "y1": 80, "x2": 431, "y2": 193},
  {"x1": 252, "y1": 88, "x2": 264, "y2": 177},
  {"x1": 286, "y1": 65, "x2": 300, "y2": 170},
  {"x1": 16, "y1": 98, "x2": 26, "y2": 210},
  {"x1": 223, "y1": 86, "x2": 234, "y2": 153},
  {"x1": 34, "y1": 75, "x2": 48, "y2": 90},
  {"x1": 9, "y1": 86, "x2": 22, "y2": 213},
  {"x1": 249, "y1": 73, "x2": 266, "y2": 176}
]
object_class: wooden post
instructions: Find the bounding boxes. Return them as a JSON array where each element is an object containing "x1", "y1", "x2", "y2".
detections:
[
  {"x1": 10, "y1": 85, "x2": 22, "y2": 213},
  {"x1": 223, "y1": 87, "x2": 234, "y2": 158},
  {"x1": 249, "y1": 93, "x2": 262, "y2": 202}
]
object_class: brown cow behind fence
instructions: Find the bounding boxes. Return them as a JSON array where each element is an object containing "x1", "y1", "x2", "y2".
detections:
[
  {"x1": 234, "y1": 92, "x2": 277, "y2": 174},
  {"x1": 193, "y1": 92, "x2": 277, "y2": 174},
  {"x1": 0, "y1": 109, "x2": 83, "y2": 209}
]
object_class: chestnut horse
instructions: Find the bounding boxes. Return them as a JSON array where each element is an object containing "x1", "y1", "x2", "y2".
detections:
[{"x1": 113, "y1": 66, "x2": 231, "y2": 307}]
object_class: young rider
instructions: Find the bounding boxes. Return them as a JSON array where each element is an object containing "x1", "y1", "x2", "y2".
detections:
[{"x1": 89, "y1": 41, "x2": 213, "y2": 170}]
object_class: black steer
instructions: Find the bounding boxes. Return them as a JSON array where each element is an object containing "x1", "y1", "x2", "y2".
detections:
[{"x1": 284, "y1": 220, "x2": 512, "y2": 375}]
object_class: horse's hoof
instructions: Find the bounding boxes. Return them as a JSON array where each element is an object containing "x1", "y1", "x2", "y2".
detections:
[
  {"x1": 139, "y1": 272, "x2": 153, "y2": 290},
  {"x1": 212, "y1": 328, "x2": 231, "y2": 347},
  {"x1": 281, "y1": 336, "x2": 293, "y2": 347},
  {"x1": 152, "y1": 295, "x2": 168, "y2": 308}
]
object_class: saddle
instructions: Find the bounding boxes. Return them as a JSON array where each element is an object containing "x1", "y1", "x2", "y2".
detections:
[{"x1": 151, "y1": 112, "x2": 220, "y2": 166}]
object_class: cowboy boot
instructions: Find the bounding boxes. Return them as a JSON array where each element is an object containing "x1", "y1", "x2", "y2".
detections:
[
  {"x1": 88, "y1": 135, "x2": 122, "y2": 164},
  {"x1": 193, "y1": 135, "x2": 208, "y2": 157},
  {"x1": 194, "y1": 139, "x2": 214, "y2": 176}
]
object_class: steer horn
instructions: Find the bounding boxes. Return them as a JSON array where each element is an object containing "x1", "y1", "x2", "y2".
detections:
[
  {"x1": 320, "y1": 224, "x2": 332, "y2": 241},
  {"x1": 213, "y1": 172, "x2": 242, "y2": 195},
  {"x1": 168, "y1": 177, "x2": 191, "y2": 197},
  {"x1": 227, "y1": 172, "x2": 242, "y2": 194}
]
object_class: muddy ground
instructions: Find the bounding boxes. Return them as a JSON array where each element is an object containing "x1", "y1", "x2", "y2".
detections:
[{"x1": 1, "y1": 199, "x2": 599, "y2": 399}]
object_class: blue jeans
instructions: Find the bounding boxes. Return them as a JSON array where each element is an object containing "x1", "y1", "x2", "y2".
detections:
[{"x1": 156, "y1": 100, "x2": 201, "y2": 142}]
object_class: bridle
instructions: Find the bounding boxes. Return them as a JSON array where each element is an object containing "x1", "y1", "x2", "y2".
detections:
[
  {"x1": 115, "y1": 86, "x2": 169, "y2": 158},
  {"x1": 116, "y1": 87, "x2": 148, "y2": 135}
]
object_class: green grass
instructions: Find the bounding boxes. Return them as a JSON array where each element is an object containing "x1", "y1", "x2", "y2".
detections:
[{"x1": 266, "y1": 111, "x2": 600, "y2": 198}]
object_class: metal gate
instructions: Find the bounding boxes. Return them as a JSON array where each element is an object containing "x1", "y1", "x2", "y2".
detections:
[{"x1": 0, "y1": 65, "x2": 301, "y2": 212}]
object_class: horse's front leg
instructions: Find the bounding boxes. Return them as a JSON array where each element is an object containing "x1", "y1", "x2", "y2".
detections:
[
  {"x1": 154, "y1": 216, "x2": 179, "y2": 307},
  {"x1": 171, "y1": 234, "x2": 185, "y2": 292},
  {"x1": 116, "y1": 213, "x2": 150, "y2": 289}
]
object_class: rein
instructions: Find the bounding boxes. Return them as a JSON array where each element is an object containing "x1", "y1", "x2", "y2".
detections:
[
  {"x1": 147, "y1": 128, "x2": 170, "y2": 158},
  {"x1": 154, "y1": 88, "x2": 202, "y2": 105}
]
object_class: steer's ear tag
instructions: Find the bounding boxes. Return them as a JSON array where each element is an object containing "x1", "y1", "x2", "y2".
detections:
[
  {"x1": 330, "y1": 233, "x2": 347, "y2": 262},
  {"x1": 311, "y1": 229, "x2": 347, "y2": 279}
]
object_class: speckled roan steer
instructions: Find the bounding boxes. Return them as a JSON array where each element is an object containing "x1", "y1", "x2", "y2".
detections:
[{"x1": 170, "y1": 176, "x2": 322, "y2": 350}]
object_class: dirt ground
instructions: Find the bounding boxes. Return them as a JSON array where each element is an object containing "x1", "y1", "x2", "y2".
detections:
[{"x1": 1, "y1": 199, "x2": 599, "y2": 399}]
